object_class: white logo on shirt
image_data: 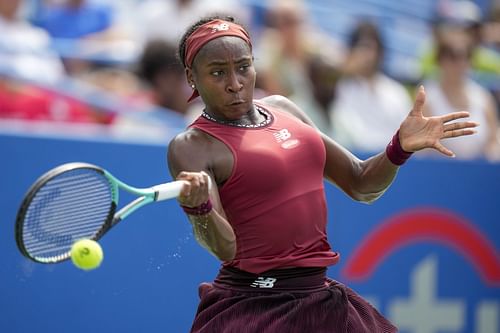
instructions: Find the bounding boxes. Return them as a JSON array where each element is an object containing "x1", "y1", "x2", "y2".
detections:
[
  {"x1": 273, "y1": 128, "x2": 300, "y2": 149},
  {"x1": 250, "y1": 277, "x2": 277, "y2": 288},
  {"x1": 273, "y1": 129, "x2": 291, "y2": 143}
]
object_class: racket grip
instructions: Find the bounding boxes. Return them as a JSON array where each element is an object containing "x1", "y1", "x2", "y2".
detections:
[{"x1": 152, "y1": 181, "x2": 187, "y2": 201}]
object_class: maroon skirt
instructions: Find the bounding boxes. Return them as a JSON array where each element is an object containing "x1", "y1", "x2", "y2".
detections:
[{"x1": 190, "y1": 266, "x2": 397, "y2": 333}]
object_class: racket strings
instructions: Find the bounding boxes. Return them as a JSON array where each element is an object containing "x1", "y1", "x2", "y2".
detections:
[{"x1": 21, "y1": 169, "x2": 114, "y2": 262}]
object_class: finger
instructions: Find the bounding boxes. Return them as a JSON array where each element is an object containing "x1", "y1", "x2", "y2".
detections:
[
  {"x1": 434, "y1": 141, "x2": 455, "y2": 157},
  {"x1": 443, "y1": 121, "x2": 479, "y2": 135},
  {"x1": 200, "y1": 171, "x2": 213, "y2": 191},
  {"x1": 441, "y1": 111, "x2": 471, "y2": 123},
  {"x1": 442, "y1": 128, "x2": 477, "y2": 139},
  {"x1": 176, "y1": 171, "x2": 199, "y2": 196},
  {"x1": 443, "y1": 121, "x2": 479, "y2": 131},
  {"x1": 409, "y1": 85, "x2": 426, "y2": 117},
  {"x1": 177, "y1": 171, "x2": 196, "y2": 180},
  {"x1": 178, "y1": 181, "x2": 192, "y2": 198},
  {"x1": 189, "y1": 174, "x2": 205, "y2": 198}
]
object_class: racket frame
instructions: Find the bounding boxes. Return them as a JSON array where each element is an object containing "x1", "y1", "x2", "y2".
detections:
[{"x1": 15, "y1": 162, "x2": 185, "y2": 264}]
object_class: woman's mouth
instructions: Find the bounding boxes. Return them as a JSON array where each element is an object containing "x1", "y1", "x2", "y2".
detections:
[{"x1": 229, "y1": 100, "x2": 245, "y2": 106}]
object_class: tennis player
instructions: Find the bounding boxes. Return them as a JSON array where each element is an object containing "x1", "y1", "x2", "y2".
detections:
[{"x1": 167, "y1": 16, "x2": 477, "y2": 333}]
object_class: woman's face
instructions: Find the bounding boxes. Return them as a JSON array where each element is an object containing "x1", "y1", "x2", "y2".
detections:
[{"x1": 188, "y1": 36, "x2": 256, "y2": 120}]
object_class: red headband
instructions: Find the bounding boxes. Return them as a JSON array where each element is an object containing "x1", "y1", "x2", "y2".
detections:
[{"x1": 184, "y1": 19, "x2": 252, "y2": 102}]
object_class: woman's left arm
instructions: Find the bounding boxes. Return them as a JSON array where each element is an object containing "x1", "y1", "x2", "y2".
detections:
[
  {"x1": 264, "y1": 86, "x2": 478, "y2": 203},
  {"x1": 263, "y1": 87, "x2": 477, "y2": 203},
  {"x1": 263, "y1": 94, "x2": 398, "y2": 202},
  {"x1": 323, "y1": 86, "x2": 478, "y2": 203}
]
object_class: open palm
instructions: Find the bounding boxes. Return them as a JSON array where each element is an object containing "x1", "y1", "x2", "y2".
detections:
[{"x1": 399, "y1": 86, "x2": 478, "y2": 157}]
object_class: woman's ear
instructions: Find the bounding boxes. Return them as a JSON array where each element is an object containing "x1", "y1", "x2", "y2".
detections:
[{"x1": 186, "y1": 67, "x2": 194, "y2": 88}]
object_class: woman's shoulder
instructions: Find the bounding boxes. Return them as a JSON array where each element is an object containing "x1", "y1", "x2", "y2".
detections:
[
  {"x1": 167, "y1": 126, "x2": 219, "y2": 172},
  {"x1": 169, "y1": 126, "x2": 214, "y2": 154},
  {"x1": 257, "y1": 95, "x2": 290, "y2": 108},
  {"x1": 257, "y1": 95, "x2": 319, "y2": 129},
  {"x1": 256, "y1": 95, "x2": 313, "y2": 125}
]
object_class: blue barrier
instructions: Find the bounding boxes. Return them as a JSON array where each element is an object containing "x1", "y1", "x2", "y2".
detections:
[{"x1": 1, "y1": 132, "x2": 499, "y2": 333}]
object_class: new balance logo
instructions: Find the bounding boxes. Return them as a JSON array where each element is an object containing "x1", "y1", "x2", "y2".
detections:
[
  {"x1": 273, "y1": 129, "x2": 291, "y2": 143},
  {"x1": 273, "y1": 128, "x2": 300, "y2": 149},
  {"x1": 211, "y1": 23, "x2": 229, "y2": 33},
  {"x1": 250, "y1": 277, "x2": 277, "y2": 288}
]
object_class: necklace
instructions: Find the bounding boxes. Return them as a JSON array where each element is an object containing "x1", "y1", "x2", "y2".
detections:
[{"x1": 201, "y1": 105, "x2": 272, "y2": 128}]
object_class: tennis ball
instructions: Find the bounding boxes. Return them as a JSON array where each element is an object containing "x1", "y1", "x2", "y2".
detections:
[{"x1": 70, "y1": 239, "x2": 103, "y2": 271}]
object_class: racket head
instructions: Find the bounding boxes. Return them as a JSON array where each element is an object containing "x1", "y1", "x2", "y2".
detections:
[{"x1": 15, "y1": 162, "x2": 117, "y2": 263}]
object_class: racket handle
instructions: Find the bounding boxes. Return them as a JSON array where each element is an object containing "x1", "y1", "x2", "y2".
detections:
[{"x1": 152, "y1": 181, "x2": 188, "y2": 201}]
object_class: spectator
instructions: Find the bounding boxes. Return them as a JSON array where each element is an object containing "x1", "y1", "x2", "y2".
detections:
[
  {"x1": 34, "y1": 0, "x2": 114, "y2": 39},
  {"x1": 482, "y1": 1, "x2": 500, "y2": 52},
  {"x1": 133, "y1": 0, "x2": 249, "y2": 45},
  {"x1": 33, "y1": 0, "x2": 137, "y2": 77},
  {"x1": 0, "y1": 0, "x2": 64, "y2": 84},
  {"x1": 420, "y1": 0, "x2": 500, "y2": 91},
  {"x1": 108, "y1": 39, "x2": 194, "y2": 142},
  {"x1": 329, "y1": 20, "x2": 412, "y2": 153},
  {"x1": 481, "y1": 1, "x2": 500, "y2": 111},
  {"x1": 255, "y1": 0, "x2": 343, "y2": 133},
  {"x1": 290, "y1": 53, "x2": 340, "y2": 134},
  {"x1": 136, "y1": 39, "x2": 192, "y2": 118},
  {"x1": 0, "y1": 0, "x2": 107, "y2": 124},
  {"x1": 422, "y1": 27, "x2": 500, "y2": 161}
]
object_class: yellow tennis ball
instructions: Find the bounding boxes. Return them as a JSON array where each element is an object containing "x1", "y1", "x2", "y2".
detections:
[{"x1": 70, "y1": 239, "x2": 103, "y2": 271}]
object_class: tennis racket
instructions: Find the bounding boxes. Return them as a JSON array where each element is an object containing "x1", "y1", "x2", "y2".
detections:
[{"x1": 15, "y1": 162, "x2": 186, "y2": 264}]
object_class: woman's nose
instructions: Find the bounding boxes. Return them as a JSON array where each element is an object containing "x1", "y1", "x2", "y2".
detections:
[{"x1": 227, "y1": 72, "x2": 243, "y2": 93}]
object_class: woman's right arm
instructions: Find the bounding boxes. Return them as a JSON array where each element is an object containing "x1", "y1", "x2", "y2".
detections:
[{"x1": 167, "y1": 130, "x2": 236, "y2": 261}]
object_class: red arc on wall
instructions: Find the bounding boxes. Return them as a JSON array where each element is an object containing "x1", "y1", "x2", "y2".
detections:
[{"x1": 342, "y1": 208, "x2": 500, "y2": 286}]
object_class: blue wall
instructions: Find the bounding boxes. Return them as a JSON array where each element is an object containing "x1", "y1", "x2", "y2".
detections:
[{"x1": 1, "y1": 132, "x2": 499, "y2": 333}]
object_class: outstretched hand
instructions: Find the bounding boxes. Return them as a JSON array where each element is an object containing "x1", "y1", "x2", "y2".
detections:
[{"x1": 399, "y1": 86, "x2": 478, "y2": 157}]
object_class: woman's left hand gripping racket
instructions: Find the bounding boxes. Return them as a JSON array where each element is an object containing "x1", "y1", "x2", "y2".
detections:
[{"x1": 15, "y1": 162, "x2": 186, "y2": 264}]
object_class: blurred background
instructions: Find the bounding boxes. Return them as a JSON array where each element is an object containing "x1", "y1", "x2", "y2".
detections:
[
  {"x1": 0, "y1": 0, "x2": 499, "y2": 155},
  {"x1": 0, "y1": 1, "x2": 499, "y2": 332}
]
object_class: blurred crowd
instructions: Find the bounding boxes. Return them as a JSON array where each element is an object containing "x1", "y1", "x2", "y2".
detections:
[{"x1": 0, "y1": 0, "x2": 499, "y2": 161}]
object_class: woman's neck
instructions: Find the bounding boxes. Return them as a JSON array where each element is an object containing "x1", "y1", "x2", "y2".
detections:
[{"x1": 203, "y1": 105, "x2": 271, "y2": 128}]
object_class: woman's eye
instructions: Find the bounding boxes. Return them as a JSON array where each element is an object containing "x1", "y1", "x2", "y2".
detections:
[
  {"x1": 239, "y1": 64, "x2": 250, "y2": 71},
  {"x1": 211, "y1": 70, "x2": 224, "y2": 76}
]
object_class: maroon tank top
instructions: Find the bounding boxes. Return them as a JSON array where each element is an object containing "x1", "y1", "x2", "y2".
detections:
[{"x1": 189, "y1": 101, "x2": 339, "y2": 274}]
